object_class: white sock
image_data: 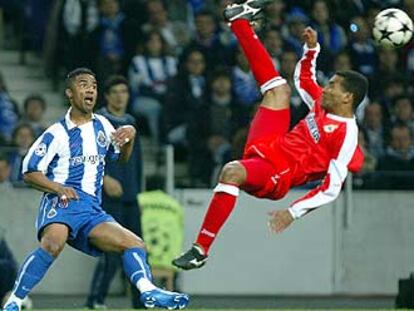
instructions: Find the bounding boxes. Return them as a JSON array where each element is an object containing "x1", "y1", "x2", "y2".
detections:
[
  {"x1": 5, "y1": 293, "x2": 23, "y2": 307},
  {"x1": 137, "y1": 278, "x2": 157, "y2": 293}
]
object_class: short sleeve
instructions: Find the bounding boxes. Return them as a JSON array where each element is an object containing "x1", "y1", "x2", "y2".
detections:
[{"x1": 22, "y1": 131, "x2": 58, "y2": 174}]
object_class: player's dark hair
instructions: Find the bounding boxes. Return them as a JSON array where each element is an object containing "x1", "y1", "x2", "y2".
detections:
[
  {"x1": 336, "y1": 70, "x2": 368, "y2": 111},
  {"x1": 65, "y1": 68, "x2": 96, "y2": 88},
  {"x1": 104, "y1": 75, "x2": 129, "y2": 94},
  {"x1": 23, "y1": 94, "x2": 46, "y2": 112}
]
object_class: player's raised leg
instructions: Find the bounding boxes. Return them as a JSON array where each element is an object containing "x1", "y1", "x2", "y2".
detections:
[
  {"x1": 172, "y1": 0, "x2": 291, "y2": 271},
  {"x1": 2, "y1": 224, "x2": 68, "y2": 311},
  {"x1": 89, "y1": 222, "x2": 189, "y2": 310}
]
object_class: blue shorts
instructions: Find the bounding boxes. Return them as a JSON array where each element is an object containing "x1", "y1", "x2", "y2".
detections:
[{"x1": 36, "y1": 190, "x2": 115, "y2": 257}]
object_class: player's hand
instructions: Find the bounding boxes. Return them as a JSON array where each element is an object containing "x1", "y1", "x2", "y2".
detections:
[
  {"x1": 57, "y1": 186, "x2": 79, "y2": 208},
  {"x1": 111, "y1": 125, "x2": 136, "y2": 147},
  {"x1": 267, "y1": 209, "x2": 294, "y2": 234},
  {"x1": 103, "y1": 176, "x2": 123, "y2": 198},
  {"x1": 302, "y1": 27, "x2": 318, "y2": 49}
]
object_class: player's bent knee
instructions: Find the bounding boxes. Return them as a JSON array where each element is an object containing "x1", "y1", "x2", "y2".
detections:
[
  {"x1": 262, "y1": 83, "x2": 291, "y2": 110},
  {"x1": 40, "y1": 236, "x2": 65, "y2": 257},
  {"x1": 220, "y1": 161, "x2": 246, "y2": 185}
]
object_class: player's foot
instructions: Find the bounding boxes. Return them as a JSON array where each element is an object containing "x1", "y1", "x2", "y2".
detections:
[
  {"x1": 2, "y1": 302, "x2": 20, "y2": 311},
  {"x1": 223, "y1": 0, "x2": 272, "y2": 22},
  {"x1": 140, "y1": 288, "x2": 189, "y2": 310},
  {"x1": 172, "y1": 244, "x2": 208, "y2": 270}
]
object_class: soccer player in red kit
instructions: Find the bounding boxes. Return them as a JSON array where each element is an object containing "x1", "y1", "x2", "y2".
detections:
[{"x1": 173, "y1": 0, "x2": 368, "y2": 270}]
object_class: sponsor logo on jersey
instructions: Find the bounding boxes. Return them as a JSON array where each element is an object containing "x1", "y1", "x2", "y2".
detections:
[
  {"x1": 305, "y1": 113, "x2": 320, "y2": 143},
  {"x1": 323, "y1": 124, "x2": 339, "y2": 133},
  {"x1": 97, "y1": 130, "x2": 108, "y2": 148},
  {"x1": 69, "y1": 154, "x2": 105, "y2": 166},
  {"x1": 34, "y1": 143, "x2": 47, "y2": 157}
]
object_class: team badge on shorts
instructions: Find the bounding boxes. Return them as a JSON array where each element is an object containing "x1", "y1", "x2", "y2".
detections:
[
  {"x1": 34, "y1": 143, "x2": 47, "y2": 157},
  {"x1": 97, "y1": 130, "x2": 108, "y2": 148},
  {"x1": 47, "y1": 208, "x2": 57, "y2": 219}
]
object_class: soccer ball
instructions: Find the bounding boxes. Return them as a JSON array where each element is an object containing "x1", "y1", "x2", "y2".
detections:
[{"x1": 373, "y1": 8, "x2": 413, "y2": 48}]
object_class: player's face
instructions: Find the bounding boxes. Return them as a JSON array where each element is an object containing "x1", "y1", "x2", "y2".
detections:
[
  {"x1": 322, "y1": 75, "x2": 347, "y2": 111},
  {"x1": 106, "y1": 83, "x2": 129, "y2": 111},
  {"x1": 67, "y1": 74, "x2": 98, "y2": 114}
]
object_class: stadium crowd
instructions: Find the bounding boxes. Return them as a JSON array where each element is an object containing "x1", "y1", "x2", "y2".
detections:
[{"x1": 1, "y1": 0, "x2": 414, "y2": 188}]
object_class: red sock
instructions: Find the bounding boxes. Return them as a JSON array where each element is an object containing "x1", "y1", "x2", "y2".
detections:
[
  {"x1": 195, "y1": 186, "x2": 238, "y2": 254},
  {"x1": 231, "y1": 19, "x2": 280, "y2": 87}
]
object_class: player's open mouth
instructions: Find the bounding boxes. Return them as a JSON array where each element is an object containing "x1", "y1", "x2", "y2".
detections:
[{"x1": 84, "y1": 97, "x2": 94, "y2": 105}]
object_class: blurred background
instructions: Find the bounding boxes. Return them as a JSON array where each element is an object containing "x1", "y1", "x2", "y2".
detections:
[{"x1": 1, "y1": 0, "x2": 414, "y2": 309}]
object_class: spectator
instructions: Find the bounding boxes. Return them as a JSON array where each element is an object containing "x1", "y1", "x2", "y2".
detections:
[
  {"x1": 90, "y1": 0, "x2": 126, "y2": 82},
  {"x1": 377, "y1": 124, "x2": 414, "y2": 170},
  {"x1": 357, "y1": 129, "x2": 377, "y2": 174},
  {"x1": 348, "y1": 16, "x2": 377, "y2": 76},
  {"x1": 89, "y1": 0, "x2": 139, "y2": 85},
  {"x1": 0, "y1": 154, "x2": 11, "y2": 187},
  {"x1": 231, "y1": 46, "x2": 261, "y2": 108},
  {"x1": 263, "y1": 27, "x2": 285, "y2": 71},
  {"x1": 371, "y1": 47, "x2": 402, "y2": 96},
  {"x1": 21, "y1": 94, "x2": 47, "y2": 138},
  {"x1": 187, "y1": 69, "x2": 249, "y2": 186},
  {"x1": 282, "y1": 7, "x2": 309, "y2": 58},
  {"x1": 141, "y1": 0, "x2": 182, "y2": 53},
  {"x1": 391, "y1": 96, "x2": 414, "y2": 135},
  {"x1": 0, "y1": 73, "x2": 19, "y2": 144},
  {"x1": 164, "y1": 48, "x2": 207, "y2": 148},
  {"x1": 183, "y1": 9, "x2": 230, "y2": 68},
  {"x1": 128, "y1": 30, "x2": 177, "y2": 146},
  {"x1": 362, "y1": 102, "x2": 386, "y2": 158},
  {"x1": 263, "y1": 0, "x2": 286, "y2": 31},
  {"x1": 46, "y1": 0, "x2": 99, "y2": 79},
  {"x1": 279, "y1": 50, "x2": 305, "y2": 127},
  {"x1": 310, "y1": 0, "x2": 347, "y2": 55},
  {"x1": 8, "y1": 124, "x2": 35, "y2": 185},
  {"x1": 86, "y1": 75, "x2": 143, "y2": 309}
]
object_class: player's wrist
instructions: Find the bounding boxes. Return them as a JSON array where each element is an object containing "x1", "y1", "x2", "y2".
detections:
[{"x1": 304, "y1": 42, "x2": 320, "y2": 51}]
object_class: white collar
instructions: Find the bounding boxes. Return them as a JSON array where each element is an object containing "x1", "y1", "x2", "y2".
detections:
[
  {"x1": 64, "y1": 107, "x2": 96, "y2": 130},
  {"x1": 326, "y1": 113, "x2": 356, "y2": 123}
]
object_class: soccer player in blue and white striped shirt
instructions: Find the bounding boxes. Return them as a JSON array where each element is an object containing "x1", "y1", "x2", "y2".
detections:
[{"x1": 2, "y1": 68, "x2": 189, "y2": 311}]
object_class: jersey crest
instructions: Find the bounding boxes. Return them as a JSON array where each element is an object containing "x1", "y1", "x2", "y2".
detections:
[
  {"x1": 323, "y1": 124, "x2": 339, "y2": 133},
  {"x1": 96, "y1": 130, "x2": 108, "y2": 148}
]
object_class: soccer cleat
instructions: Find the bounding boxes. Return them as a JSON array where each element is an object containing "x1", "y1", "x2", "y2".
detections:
[
  {"x1": 172, "y1": 244, "x2": 208, "y2": 270},
  {"x1": 2, "y1": 302, "x2": 20, "y2": 311},
  {"x1": 223, "y1": 0, "x2": 273, "y2": 22},
  {"x1": 140, "y1": 288, "x2": 189, "y2": 310}
]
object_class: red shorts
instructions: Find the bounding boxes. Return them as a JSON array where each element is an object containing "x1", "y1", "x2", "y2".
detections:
[{"x1": 240, "y1": 106, "x2": 292, "y2": 200}]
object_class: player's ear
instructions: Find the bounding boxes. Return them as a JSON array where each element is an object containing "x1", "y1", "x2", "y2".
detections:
[
  {"x1": 344, "y1": 92, "x2": 353, "y2": 106},
  {"x1": 65, "y1": 88, "x2": 73, "y2": 99}
]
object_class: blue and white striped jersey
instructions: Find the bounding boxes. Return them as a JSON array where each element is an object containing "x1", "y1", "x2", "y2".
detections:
[{"x1": 22, "y1": 108, "x2": 120, "y2": 198}]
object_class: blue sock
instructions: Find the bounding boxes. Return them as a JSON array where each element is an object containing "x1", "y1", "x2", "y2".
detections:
[
  {"x1": 122, "y1": 247, "x2": 153, "y2": 285},
  {"x1": 13, "y1": 248, "x2": 55, "y2": 299}
]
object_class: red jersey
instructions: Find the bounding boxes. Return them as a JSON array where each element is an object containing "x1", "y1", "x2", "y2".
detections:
[{"x1": 247, "y1": 44, "x2": 364, "y2": 218}]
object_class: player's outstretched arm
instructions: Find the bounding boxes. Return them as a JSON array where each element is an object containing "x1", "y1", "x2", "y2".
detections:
[
  {"x1": 294, "y1": 27, "x2": 323, "y2": 110},
  {"x1": 111, "y1": 125, "x2": 136, "y2": 163}
]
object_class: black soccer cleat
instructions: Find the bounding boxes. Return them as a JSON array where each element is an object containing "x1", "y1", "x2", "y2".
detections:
[
  {"x1": 172, "y1": 244, "x2": 208, "y2": 270},
  {"x1": 223, "y1": 0, "x2": 273, "y2": 23}
]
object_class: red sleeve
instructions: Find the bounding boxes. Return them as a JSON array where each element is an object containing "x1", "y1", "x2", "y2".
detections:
[
  {"x1": 288, "y1": 120, "x2": 359, "y2": 219},
  {"x1": 294, "y1": 43, "x2": 323, "y2": 113}
]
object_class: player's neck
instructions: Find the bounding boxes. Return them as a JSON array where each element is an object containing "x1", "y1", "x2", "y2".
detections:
[
  {"x1": 70, "y1": 107, "x2": 93, "y2": 126},
  {"x1": 330, "y1": 107, "x2": 354, "y2": 119}
]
